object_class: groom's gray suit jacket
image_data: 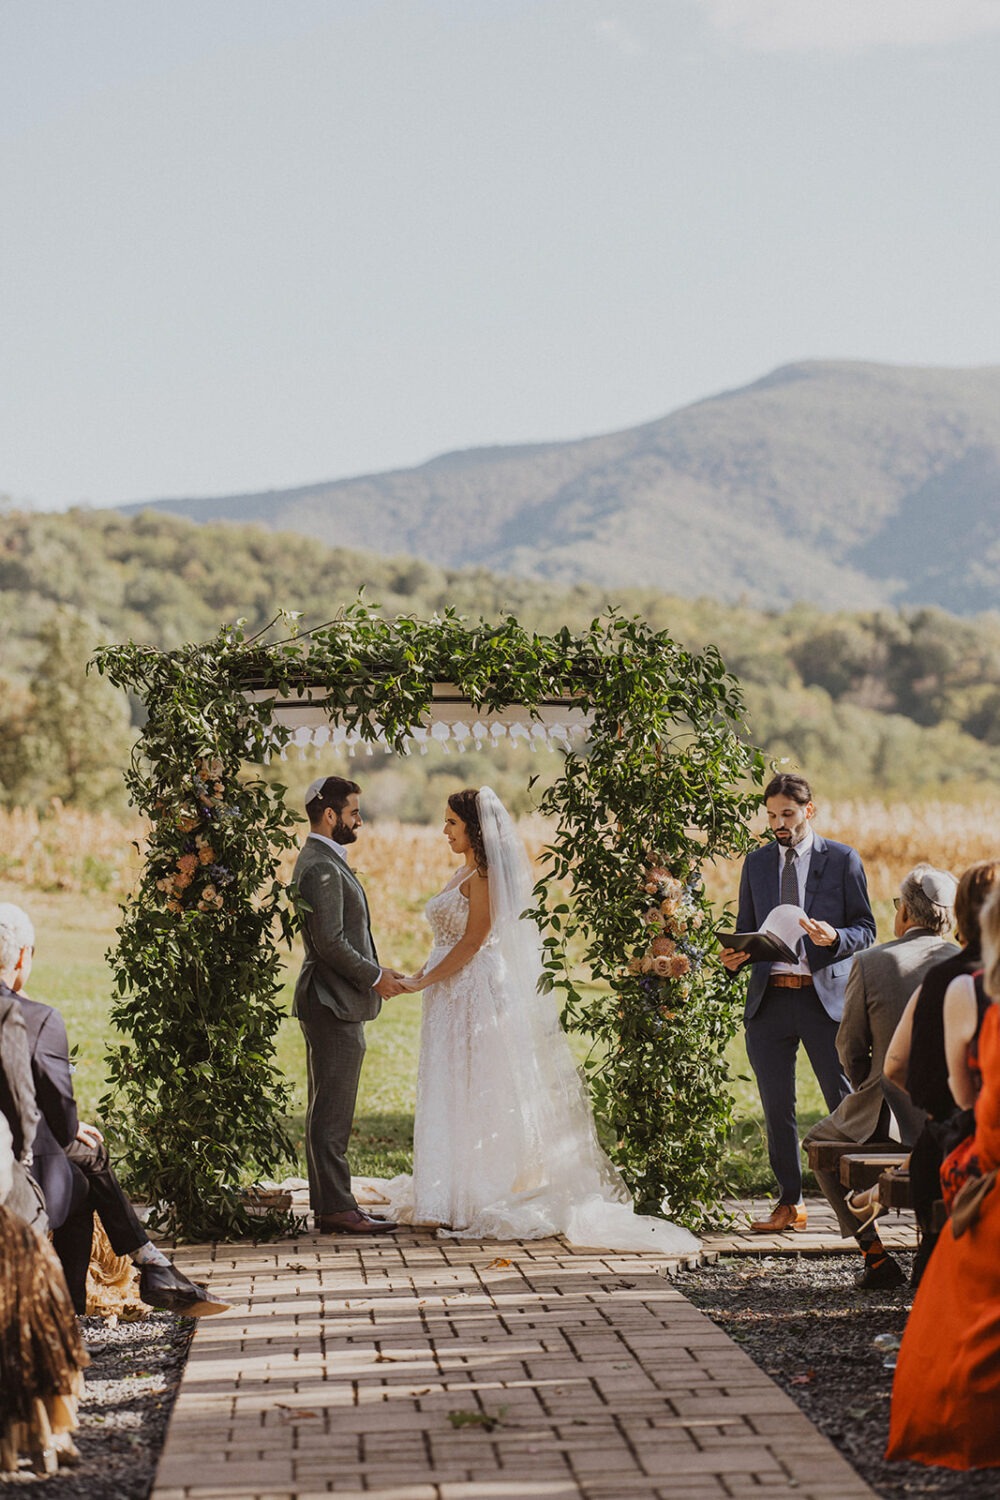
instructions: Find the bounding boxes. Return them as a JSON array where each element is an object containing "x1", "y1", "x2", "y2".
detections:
[{"x1": 292, "y1": 837, "x2": 382, "y2": 1023}]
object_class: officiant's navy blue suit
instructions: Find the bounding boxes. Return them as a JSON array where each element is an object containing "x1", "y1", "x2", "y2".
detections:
[{"x1": 736, "y1": 832, "x2": 876, "y2": 1205}]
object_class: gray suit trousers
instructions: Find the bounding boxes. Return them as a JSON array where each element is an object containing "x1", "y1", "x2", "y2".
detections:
[{"x1": 298, "y1": 990, "x2": 366, "y2": 1215}]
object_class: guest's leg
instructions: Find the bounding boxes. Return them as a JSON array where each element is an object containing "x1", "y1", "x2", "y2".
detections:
[
  {"x1": 802, "y1": 1116, "x2": 859, "y2": 1236},
  {"x1": 801, "y1": 1114, "x2": 888, "y2": 1247},
  {"x1": 63, "y1": 1138, "x2": 147, "y2": 1257},
  {"x1": 50, "y1": 1161, "x2": 94, "y2": 1314},
  {"x1": 745, "y1": 991, "x2": 803, "y2": 1204},
  {"x1": 298, "y1": 999, "x2": 365, "y2": 1214}
]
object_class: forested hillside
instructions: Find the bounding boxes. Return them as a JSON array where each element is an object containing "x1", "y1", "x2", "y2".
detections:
[
  {"x1": 2, "y1": 506, "x2": 1000, "y2": 811},
  {"x1": 121, "y1": 360, "x2": 1000, "y2": 614}
]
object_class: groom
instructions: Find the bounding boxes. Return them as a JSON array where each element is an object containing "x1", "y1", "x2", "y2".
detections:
[{"x1": 293, "y1": 776, "x2": 404, "y2": 1235}]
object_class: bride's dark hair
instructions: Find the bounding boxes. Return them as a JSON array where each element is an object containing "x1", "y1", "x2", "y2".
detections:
[{"x1": 448, "y1": 789, "x2": 488, "y2": 873}]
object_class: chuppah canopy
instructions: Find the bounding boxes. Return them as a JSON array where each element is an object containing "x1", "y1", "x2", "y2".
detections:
[
  {"x1": 248, "y1": 681, "x2": 593, "y2": 755},
  {"x1": 93, "y1": 607, "x2": 759, "y2": 1240}
]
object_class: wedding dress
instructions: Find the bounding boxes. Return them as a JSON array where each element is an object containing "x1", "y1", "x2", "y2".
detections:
[{"x1": 379, "y1": 789, "x2": 700, "y2": 1255}]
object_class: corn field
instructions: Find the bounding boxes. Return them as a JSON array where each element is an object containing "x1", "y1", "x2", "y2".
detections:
[{"x1": 1, "y1": 801, "x2": 996, "y2": 924}]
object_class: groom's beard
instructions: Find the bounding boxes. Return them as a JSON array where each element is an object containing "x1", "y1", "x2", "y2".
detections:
[{"x1": 331, "y1": 819, "x2": 358, "y2": 846}]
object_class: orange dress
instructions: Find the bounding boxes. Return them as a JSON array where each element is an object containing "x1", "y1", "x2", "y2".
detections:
[{"x1": 886, "y1": 1001, "x2": 1000, "y2": 1470}]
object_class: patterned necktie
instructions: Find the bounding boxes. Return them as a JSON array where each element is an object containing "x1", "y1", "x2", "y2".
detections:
[{"x1": 781, "y1": 846, "x2": 798, "y2": 905}]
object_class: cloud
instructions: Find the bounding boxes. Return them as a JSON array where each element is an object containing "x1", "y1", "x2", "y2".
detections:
[
  {"x1": 592, "y1": 16, "x2": 645, "y2": 57},
  {"x1": 696, "y1": 0, "x2": 1000, "y2": 54}
]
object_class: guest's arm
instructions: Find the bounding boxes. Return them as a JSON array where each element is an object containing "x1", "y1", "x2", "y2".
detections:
[
  {"x1": 944, "y1": 973, "x2": 980, "y2": 1110},
  {"x1": 883, "y1": 988, "x2": 919, "y2": 1092},
  {"x1": 31, "y1": 1008, "x2": 79, "y2": 1148},
  {"x1": 836, "y1": 958, "x2": 871, "y2": 1087}
]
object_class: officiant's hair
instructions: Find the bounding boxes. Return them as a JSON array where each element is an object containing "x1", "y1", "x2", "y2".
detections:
[
  {"x1": 306, "y1": 775, "x2": 361, "y2": 825},
  {"x1": 762, "y1": 773, "x2": 812, "y2": 806},
  {"x1": 447, "y1": 789, "x2": 488, "y2": 874}
]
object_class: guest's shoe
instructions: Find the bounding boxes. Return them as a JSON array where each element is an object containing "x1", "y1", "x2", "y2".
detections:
[
  {"x1": 847, "y1": 1187, "x2": 887, "y2": 1235},
  {"x1": 749, "y1": 1202, "x2": 808, "y2": 1233},
  {"x1": 139, "y1": 1262, "x2": 230, "y2": 1317},
  {"x1": 316, "y1": 1209, "x2": 398, "y2": 1235},
  {"x1": 854, "y1": 1249, "x2": 905, "y2": 1291}
]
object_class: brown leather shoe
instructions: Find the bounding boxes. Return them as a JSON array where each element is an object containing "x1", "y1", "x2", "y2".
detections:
[
  {"x1": 316, "y1": 1209, "x2": 398, "y2": 1235},
  {"x1": 749, "y1": 1202, "x2": 807, "y2": 1233}
]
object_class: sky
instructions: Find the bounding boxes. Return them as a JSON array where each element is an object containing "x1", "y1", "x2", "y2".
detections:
[{"x1": 2, "y1": 0, "x2": 1000, "y2": 510}]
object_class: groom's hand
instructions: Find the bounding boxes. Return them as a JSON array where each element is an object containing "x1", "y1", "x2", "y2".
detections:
[{"x1": 375, "y1": 969, "x2": 406, "y2": 999}]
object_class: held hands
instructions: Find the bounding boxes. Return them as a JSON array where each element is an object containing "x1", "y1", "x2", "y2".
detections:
[
  {"x1": 397, "y1": 973, "x2": 425, "y2": 993},
  {"x1": 799, "y1": 916, "x2": 837, "y2": 947},
  {"x1": 375, "y1": 969, "x2": 408, "y2": 999}
]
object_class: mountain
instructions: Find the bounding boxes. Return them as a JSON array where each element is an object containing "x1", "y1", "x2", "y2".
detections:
[{"x1": 120, "y1": 360, "x2": 1000, "y2": 613}]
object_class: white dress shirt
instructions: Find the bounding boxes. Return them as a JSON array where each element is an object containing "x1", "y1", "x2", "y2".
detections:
[{"x1": 771, "y1": 828, "x2": 814, "y2": 976}]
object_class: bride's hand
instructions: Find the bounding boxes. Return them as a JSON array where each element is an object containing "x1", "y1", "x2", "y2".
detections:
[{"x1": 399, "y1": 974, "x2": 423, "y2": 992}]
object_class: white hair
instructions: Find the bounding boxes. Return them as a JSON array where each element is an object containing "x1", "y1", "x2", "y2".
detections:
[{"x1": 0, "y1": 904, "x2": 35, "y2": 973}]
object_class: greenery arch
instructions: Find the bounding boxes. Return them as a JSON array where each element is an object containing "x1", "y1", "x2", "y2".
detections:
[{"x1": 95, "y1": 605, "x2": 762, "y2": 1240}]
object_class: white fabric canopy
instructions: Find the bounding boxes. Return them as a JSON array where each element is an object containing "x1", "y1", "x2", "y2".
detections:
[{"x1": 248, "y1": 683, "x2": 592, "y2": 755}]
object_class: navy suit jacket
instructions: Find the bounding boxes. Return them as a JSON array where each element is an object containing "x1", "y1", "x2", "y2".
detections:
[
  {"x1": 0, "y1": 981, "x2": 79, "y2": 1229},
  {"x1": 736, "y1": 833, "x2": 876, "y2": 1024}
]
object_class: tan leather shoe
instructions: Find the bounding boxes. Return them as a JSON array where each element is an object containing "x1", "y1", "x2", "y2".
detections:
[{"x1": 749, "y1": 1202, "x2": 807, "y2": 1233}]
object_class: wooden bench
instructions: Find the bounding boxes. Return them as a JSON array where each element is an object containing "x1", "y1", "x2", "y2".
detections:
[
  {"x1": 805, "y1": 1139, "x2": 904, "y2": 1175},
  {"x1": 838, "y1": 1151, "x2": 910, "y2": 1191}
]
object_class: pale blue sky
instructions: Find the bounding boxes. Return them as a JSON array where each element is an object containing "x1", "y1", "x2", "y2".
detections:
[{"x1": 3, "y1": 0, "x2": 999, "y2": 509}]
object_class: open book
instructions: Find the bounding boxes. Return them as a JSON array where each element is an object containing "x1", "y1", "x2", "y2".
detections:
[{"x1": 718, "y1": 903, "x2": 809, "y2": 964}]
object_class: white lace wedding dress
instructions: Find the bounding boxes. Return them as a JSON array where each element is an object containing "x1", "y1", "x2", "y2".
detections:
[{"x1": 379, "y1": 850, "x2": 700, "y2": 1255}]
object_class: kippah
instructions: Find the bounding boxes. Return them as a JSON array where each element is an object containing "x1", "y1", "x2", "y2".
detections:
[{"x1": 919, "y1": 868, "x2": 958, "y2": 907}]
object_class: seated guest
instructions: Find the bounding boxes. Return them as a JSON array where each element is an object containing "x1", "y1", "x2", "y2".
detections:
[
  {"x1": 0, "y1": 903, "x2": 227, "y2": 1318},
  {"x1": 886, "y1": 887, "x2": 1000, "y2": 1471},
  {"x1": 1, "y1": 994, "x2": 87, "y2": 1475},
  {"x1": 883, "y1": 859, "x2": 1000, "y2": 1284},
  {"x1": 803, "y1": 865, "x2": 958, "y2": 1289}
]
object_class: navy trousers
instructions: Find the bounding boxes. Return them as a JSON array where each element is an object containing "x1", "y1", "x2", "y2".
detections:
[{"x1": 745, "y1": 984, "x2": 851, "y2": 1205}]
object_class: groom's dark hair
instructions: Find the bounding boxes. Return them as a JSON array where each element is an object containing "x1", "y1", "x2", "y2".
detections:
[{"x1": 306, "y1": 775, "x2": 361, "y2": 826}]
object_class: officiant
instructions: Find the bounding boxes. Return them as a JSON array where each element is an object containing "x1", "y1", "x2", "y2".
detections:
[{"x1": 721, "y1": 773, "x2": 876, "y2": 1233}]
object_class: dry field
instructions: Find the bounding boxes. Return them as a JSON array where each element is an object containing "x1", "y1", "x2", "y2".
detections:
[{"x1": 3, "y1": 799, "x2": 998, "y2": 927}]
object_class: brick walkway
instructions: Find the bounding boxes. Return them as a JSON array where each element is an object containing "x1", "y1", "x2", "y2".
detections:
[{"x1": 152, "y1": 1198, "x2": 894, "y2": 1500}]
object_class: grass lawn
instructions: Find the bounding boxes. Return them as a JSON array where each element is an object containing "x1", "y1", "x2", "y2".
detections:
[{"x1": 7, "y1": 881, "x2": 832, "y2": 1200}]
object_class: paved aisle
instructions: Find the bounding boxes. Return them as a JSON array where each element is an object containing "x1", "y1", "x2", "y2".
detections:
[{"x1": 153, "y1": 1219, "x2": 875, "y2": 1500}]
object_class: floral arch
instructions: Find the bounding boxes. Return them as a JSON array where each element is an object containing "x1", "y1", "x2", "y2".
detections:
[{"x1": 95, "y1": 605, "x2": 761, "y2": 1239}]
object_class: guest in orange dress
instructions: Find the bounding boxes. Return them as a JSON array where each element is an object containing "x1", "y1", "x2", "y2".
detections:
[{"x1": 886, "y1": 887, "x2": 1000, "y2": 1470}]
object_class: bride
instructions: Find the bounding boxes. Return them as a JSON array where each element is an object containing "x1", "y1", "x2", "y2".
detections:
[{"x1": 378, "y1": 787, "x2": 700, "y2": 1254}]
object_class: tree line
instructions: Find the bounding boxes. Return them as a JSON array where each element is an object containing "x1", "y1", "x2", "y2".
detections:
[{"x1": 2, "y1": 505, "x2": 999, "y2": 811}]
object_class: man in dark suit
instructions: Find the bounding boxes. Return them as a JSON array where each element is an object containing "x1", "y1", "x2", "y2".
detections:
[
  {"x1": 292, "y1": 776, "x2": 404, "y2": 1235},
  {"x1": 722, "y1": 774, "x2": 876, "y2": 1232},
  {"x1": 804, "y1": 864, "x2": 958, "y2": 1287},
  {"x1": 0, "y1": 902, "x2": 227, "y2": 1316}
]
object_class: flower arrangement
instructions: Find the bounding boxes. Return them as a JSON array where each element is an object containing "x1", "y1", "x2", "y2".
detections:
[
  {"x1": 152, "y1": 760, "x2": 236, "y2": 913},
  {"x1": 625, "y1": 861, "x2": 707, "y2": 1025}
]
